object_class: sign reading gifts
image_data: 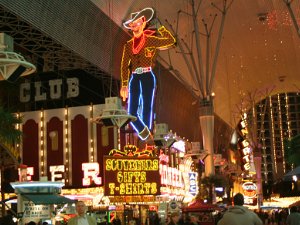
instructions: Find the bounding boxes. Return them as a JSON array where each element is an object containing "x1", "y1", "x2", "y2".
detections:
[
  {"x1": 19, "y1": 163, "x2": 102, "y2": 186},
  {"x1": 104, "y1": 156, "x2": 161, "y2": 196}
]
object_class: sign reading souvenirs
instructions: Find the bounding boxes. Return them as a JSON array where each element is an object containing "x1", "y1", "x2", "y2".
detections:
[{"x1": 104, "y1": 156, "x2": 160, "y2": 196}]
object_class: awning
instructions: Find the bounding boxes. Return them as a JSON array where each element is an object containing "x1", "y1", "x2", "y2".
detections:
[
  {"x1": 22, "y1": 194, "x2": 75, "y2": 205},
  {"x1": 182, "y1": 199, "x2": 221, "y2": 212}
]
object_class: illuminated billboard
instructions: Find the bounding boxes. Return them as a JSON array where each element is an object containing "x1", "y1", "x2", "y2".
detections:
[
  {"x1": 242, "y1": 181, "x2": 258, "y2": 205},
  {"x1": 104, "y1": 156, "x2": 161, "y2": 196}
]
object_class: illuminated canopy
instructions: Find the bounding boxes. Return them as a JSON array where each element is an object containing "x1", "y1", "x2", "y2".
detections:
[{"x1": 22, "y1": 194, "x2": 75, "y2": 205}]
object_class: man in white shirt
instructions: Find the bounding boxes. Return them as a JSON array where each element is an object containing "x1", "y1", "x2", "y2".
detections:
[{"x1": 68, "y1": 201, "x2": 96, "y2": 225}]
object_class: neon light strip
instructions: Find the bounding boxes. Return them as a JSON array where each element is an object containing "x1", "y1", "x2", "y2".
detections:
[
  {"x1": 64, "y1": 107, "x2": 70, "y2": 184},
  {"x1": 89, "y1": 104, "x2": 95, "y2": 162},
  {"x1": 128, "y1": 71, "x2": 156, "y2": 137},
  {"x1": 40, "y1": 109, "x2": 45, "y2": 176},
  {"x1": 11, "y1": 181, "x2": 64, "y2": 189},
  {"x1": 278, "y1": 94, "x2": 285, "y2": 173},
  {"x1": 269, "y1": 96, "x2": 277, "y2": 173},
  {"x1": 149, "y1": 72, "x2": 156, "y2": 129}
]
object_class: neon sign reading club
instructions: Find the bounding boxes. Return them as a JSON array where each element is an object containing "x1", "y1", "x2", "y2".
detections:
[
  {"x1": 104, "y1": 157, "x2": 160, "y2": 196},
  {"x1": 19, "y1": 78, "x2": 79, "y2": 102}
]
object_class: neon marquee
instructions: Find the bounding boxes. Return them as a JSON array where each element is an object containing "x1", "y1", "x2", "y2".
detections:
[
  {"x1": 18, "y1": 163, "x2": 103, "y2": 187},
  {"x1": 242, "y1": 181, "x2": 258, "y2": 205},
  {"x1": 82, "y1": 163, "x2": 102, "y2": 186},
  {"x1": 159, "y1": 164, "x2": 184, "y2": 188},
  {"x1": 104, "y1": 156, "x2": 160, "y2": 196}
]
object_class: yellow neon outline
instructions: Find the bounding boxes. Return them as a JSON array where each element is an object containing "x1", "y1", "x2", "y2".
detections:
[{"x1": 121, "y1": 25, "x2": 176, "y2": 87}]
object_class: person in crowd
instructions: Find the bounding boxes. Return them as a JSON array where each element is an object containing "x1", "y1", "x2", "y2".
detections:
[
  {"x1": 100, "y1": 215, "x2": 111, "y2": 225},
  {"x1": 0, "y1": 214, "x2": 15, "y2": 225},
  {"x1": 214, "y1": 211, "x2": 223, "y2": 225},
  {"x1": 178, "y1": 214, "x2": 188, "y2": 225},
  {"x1": 189, "y1": 214, "x2": 199, "y2": 225},
  {"x1": 134, "y1": 216, "x2": 141, "y2": 225},
  {"x1": 129, "y1": 220, "x2": 136, "y2": 225},
  {"x1": 27, "y1": 222, "x2": 37, "y2": 225},
  {"x1": 67, "y1": 201, "x2": 96, "y2": 225},
  {"x1": 147, "y1": 211, "x2": 160, "y2": 225},
  {"x1": 180, "y1": 214, "x2": 197, "y2": 225},
  {"x1": 217, "y1": 193, "x2": 263, "y2": 225},
  {"x1": 286, "y1": 206, "x2": 300, "y2": 225},
  {"x1": 280, "y1": 209, "x2": 289, "y2": 225},
  {"x1": 112, "y1": 215, "x2": 121, "y2": 225},
  {"x1": 168, "y1": 212, "x2": 180, "y2": 225}
]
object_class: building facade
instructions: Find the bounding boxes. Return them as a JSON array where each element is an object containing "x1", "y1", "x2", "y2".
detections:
[{"x1": 249, "y1": 93, "x2": 300, "y2": 183}]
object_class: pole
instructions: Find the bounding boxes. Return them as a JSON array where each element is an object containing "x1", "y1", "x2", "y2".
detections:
[{"x1": 199, "y1": 99, "x2": 215, "y2": 176}]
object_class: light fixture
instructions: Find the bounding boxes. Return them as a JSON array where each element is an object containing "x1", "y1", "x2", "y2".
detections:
[
  {"x1": 0, "y1": 33, "x2": 36, "y2": 82},
  {"x1": 153, "y1": 123, "x2": 176, "y2": 147},
  {"x1": 92, "y1": 97, "x2": 137, "y2": 149},
  {"x1": 293, "y1": 175, "x2": 298, "y2": 182},
  {"x1": 92, "y1": 97, "x2": 136, "y2": 128}
]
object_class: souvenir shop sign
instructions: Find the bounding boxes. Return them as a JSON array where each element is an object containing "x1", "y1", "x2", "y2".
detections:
[{"x1": 104, "y1": 156, "x2": 161, "y2": 196}]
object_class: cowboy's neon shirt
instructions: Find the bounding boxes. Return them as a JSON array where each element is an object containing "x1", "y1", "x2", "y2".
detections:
[{"x1": 121, "y1": 26, "x2": 176, "y2": 87}]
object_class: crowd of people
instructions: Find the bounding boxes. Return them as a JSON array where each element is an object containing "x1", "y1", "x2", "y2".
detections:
[
  {"x1": 163, "y1": 193, "x2": 300, "y2": 225},
  {"x1": 3, "y1": 194, "x2": 300, "y2": 225},
  {"x1": 255, "y1": 208, "x2": 289, "y2": 225}
]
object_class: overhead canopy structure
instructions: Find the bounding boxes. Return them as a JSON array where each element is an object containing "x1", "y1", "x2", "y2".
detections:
[
  {"x1": 22, "y1": 194, "x2": 75, "y2": 205},
  {"x1": 11, "y1": 181, "x2": 75, "y2": 205},
  {"x1": 94, "y1": 0, "x2": 300, "y2": 127},
  {"x1": 1, "y1": 0, "x2": 300, "y2": 129}
]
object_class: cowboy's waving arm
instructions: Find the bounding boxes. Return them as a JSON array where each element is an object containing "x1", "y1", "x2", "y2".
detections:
[{"x1": 155, "y1": 26, "x2": 176, "y2": 49}]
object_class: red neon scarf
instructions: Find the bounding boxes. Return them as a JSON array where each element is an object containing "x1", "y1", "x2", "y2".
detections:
[{"x1": 132, "y1": 29, "x2": 155, "y2": 54}]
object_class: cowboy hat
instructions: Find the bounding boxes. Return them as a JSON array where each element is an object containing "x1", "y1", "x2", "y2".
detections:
[{"x1": 123, "y1": 7, "x2": 154, "y2": 29}]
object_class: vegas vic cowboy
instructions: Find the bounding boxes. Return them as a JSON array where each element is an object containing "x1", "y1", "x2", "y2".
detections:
[{"x1": 120, "y1": 7, "x2": 176, "y2": 140}]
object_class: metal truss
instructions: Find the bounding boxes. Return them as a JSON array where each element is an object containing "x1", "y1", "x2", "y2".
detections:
[{"x1": 0, "y1": 6, "x2": 119, "y2": 98}]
